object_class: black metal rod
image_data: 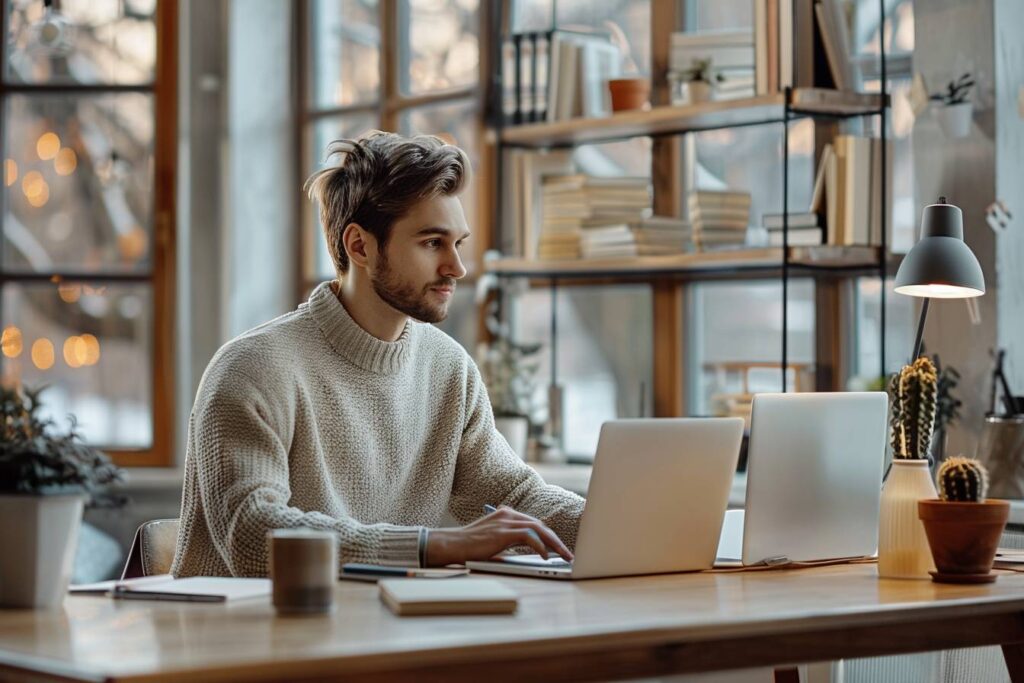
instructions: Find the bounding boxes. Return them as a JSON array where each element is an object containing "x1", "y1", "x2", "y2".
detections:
[
  {"x1": 550, "y1": 279, "x2": 558, "y2": 386},
  {"x1": 911, "y1": 297, "x2": 930, "y2": 361},
  {"x1": 782, "y1": 87, "x2": 791, "y2": 393},
  {"x1": 879, "y1": 0, "x2": 888, "y2": 379},
  {"x1": 513, "y1": 34, "x2": 522, "y2": 125}
]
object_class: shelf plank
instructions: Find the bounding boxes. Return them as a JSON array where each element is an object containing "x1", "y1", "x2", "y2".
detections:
[
  {"x1": 499, "y1": 89, "x2": 886, "y2": 149},
  {"x1": 485, "y1": 246, "x2": 887, "y2": 280}
]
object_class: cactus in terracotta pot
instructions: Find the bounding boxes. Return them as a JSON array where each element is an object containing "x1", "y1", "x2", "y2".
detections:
[{"x1": 936, "y1": 456, "x2": 989, "y2": 502}]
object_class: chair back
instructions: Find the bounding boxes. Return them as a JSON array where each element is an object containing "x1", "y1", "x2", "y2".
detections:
[{"x1": 120, "y1": 518, "x2": 180, "y2": 579}]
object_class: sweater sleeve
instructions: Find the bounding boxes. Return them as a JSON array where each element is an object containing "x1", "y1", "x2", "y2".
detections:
[
  {"x1": 448, "y1": 361, "x2": 585, "y2": 550},
  {"x1": 188, "y1": 368, "x2": 424, "y2": 575}
]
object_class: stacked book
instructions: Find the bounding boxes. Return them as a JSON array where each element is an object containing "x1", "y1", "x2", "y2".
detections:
[
  {"x1": 761, "y1": 212, "x2": 823, "y2": 246},
  {"x1": 688, "y1": 190, "x2": 752, "y2": 250},
  {"x1": 579, "y1": 216, "x2": 692, "y2": 259},
  {"x1": 538, "y1": 175, "x2": 652, "y2": 259}
]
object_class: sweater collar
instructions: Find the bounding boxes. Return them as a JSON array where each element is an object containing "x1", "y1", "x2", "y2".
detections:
[{"x1": 307, "y1": 281, "x2": 415, "y2": 374}]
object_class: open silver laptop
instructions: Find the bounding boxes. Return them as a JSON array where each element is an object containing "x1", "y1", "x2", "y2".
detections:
[
  {"x1": 715, "y1": 392, "x2": 888, "y2": 567},
  {"x1": 467, "y1": 417, "x2": 744, "y2": 580}
]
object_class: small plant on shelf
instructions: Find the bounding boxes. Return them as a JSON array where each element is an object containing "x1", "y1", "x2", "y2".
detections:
[
  {"x1": 888, "y1": 356, "x2": 938, "y2": 460},
  {"x1": 929, "y1": 73, "x2": 974, "y2": 105},
  {"x1": 681, "y1": 58, "x2": 725, "y2": 84}
]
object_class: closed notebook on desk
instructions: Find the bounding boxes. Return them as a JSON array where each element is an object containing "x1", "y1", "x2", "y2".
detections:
[
  {"x1": 379, "y1": 578, "x2": 518, "y2": 616},
  {"x1": 70, "y1": 576, "x2": 271, "y2": 603}
]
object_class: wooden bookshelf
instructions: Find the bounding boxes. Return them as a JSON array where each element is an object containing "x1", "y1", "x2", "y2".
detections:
[
  {"x1": 485, "y1": 246, "x2": 893, "y2": 281},
  {"x1": 500, "y1": 89, "x2": 887, "y2": 149}
]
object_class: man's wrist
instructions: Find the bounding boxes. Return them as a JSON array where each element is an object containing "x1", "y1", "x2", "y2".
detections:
[{"x1": 424, "y1": 529, "x2": 455, "y2": 567}]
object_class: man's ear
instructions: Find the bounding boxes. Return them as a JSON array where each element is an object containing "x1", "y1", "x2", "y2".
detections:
[{"x1": 343, "y1": 222, "x2": 372, "y2": 269}]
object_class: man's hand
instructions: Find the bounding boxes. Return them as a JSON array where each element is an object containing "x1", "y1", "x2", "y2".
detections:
[{"x1": 425, "y1": 506, "x2": 574, "y2": 567}]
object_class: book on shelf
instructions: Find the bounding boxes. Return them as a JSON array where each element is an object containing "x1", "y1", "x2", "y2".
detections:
[
  {"x1": 754, "y1": 0, "x2": 793, "y2": 94},
  {"x1": 814, "y1": 0, "x2": 862, "y2": 92},
  {"x1": 506, "y1": 149, "x2": 576, "y2": 260},
  {"x1": 547, "y1": 32, "x2": 621, "y2": 121},
  {"x1": 687, "y1": 189, "x2": 752, "y2": 209},
  {"x1": 689, "y1": 189, "x2": 753, "y2": 251},
  {"x1": 762, "y1": 212, "x2": 820, "y2": 230},
  {"x1": 765, "y1": 226, "x2": 824, "y2": 246},
  {"x1": 812, "y1": 135, "x2": 891, "y2": 247}
]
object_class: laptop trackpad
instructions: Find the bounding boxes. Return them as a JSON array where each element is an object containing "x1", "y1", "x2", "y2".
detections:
[
  {"x1": 715, "y1": 509, "x2": 745, "y2": 562},
  {"x1": 492, "y1": 554, "x2": 572, "y2": 568}
]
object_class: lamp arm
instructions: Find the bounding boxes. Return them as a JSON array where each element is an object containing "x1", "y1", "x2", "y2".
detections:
[{"x1": 911, "y1": 297, "x2": 931, "y2": 361}]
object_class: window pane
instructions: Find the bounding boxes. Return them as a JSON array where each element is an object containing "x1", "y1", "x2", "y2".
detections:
[
  {"x1": 3, "y1": 93, "x2": 154, "y2": 274},
  {"x1": 512, "y1": 0, "x2": 553, "y2": 32},
  {"x1": 695, "y1": 120, "x2": 814, "y2": 234},
  {"x1": 309, "y1": 0, "x2": 380, "y2": 109},
  {"x1": 692, "y1": 0, "x2": 753, "y2": 31},
  {"x1": 307, "y1": 111, "x2": 379, "y2": 280},
  {"x1": 555, "y1": 0, "x2": 649, "y2": 77},
  {"x1": 1, "y1": 281, "x2": 152, "y2": 449},
  {"x1": 6, "y1": 0, "x2": 157, "y2": 85},
  {"x1": 692, "y1": 280, "x2": 816, "y2": 417},
  {"x1": 399, "y1": 99, "x2": 479, "y2": 273},
  {"x1": 400, "y1": 0, "x2": 479, "y2": 95},
  {"x1": 855, "y1": 276, "x2": 915, "y2": 380},
  {"x1": 513, "y1": 284, "x2": 653, "y2": 460}
]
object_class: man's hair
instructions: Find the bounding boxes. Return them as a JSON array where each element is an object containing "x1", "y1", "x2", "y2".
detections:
[{"x1": 304, "y1": 130, "x2": 471, "y2": 275}]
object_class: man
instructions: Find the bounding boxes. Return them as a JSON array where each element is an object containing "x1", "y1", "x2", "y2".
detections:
[{"x1": 172, "y1": 131, "x2": 584, "y2": 577}]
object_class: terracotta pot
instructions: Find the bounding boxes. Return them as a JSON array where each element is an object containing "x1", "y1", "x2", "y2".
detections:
[
  {"x1": 607, "y1": 78, "x2": 650, "y2": 112},
  {"x1": 918, "y1": 499, "x2": 1009, "y2": 577},
  {"x1": 686, "y1": 80, "x2": 713, "y2": 104}
]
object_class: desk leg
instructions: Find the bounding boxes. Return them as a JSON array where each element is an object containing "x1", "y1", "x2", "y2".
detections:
[
  {"x1": 774, "y1": 667, "x2": 800, "y2": 683},
  {"x1": 1003, "y1": 643, "x2": 1024, "y2": 682}
]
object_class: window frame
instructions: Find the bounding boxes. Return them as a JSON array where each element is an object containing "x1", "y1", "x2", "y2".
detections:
[
  {"x1": 0, "y1": 0, "x2": 178, "y2": 467},
  {"x1": 296, "y1": 0, "x2": 491, "y2": 298}
]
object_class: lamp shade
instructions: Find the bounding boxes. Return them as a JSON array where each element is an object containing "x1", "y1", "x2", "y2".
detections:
[{"x1": 894, "y1": 199, "x2": 985, "y2": 299}]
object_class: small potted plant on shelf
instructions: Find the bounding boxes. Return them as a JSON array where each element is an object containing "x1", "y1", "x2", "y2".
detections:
[
  {"x1": 930, "y1": 73, "x2": 975, "y2": 138},
  {"x1": 680, "y1": 58, "x2": 725, "y2": 104},
  {"x1": 479, "y1": 300, "x2": 543, "y2": 461},
  {"x1": 877, "y1": 356, "x2": 940, "y2": 579},
  {"x1": 0, "y1": 384, "x2": 124, "y2": 608},
  {"x1": 919, "y1": 456, "x2": 1009, "y2": 583}
]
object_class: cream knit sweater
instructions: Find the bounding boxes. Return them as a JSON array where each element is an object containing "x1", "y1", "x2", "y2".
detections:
[{"x1": 171, "y1": 282, "x2": 584, "y2": 577}]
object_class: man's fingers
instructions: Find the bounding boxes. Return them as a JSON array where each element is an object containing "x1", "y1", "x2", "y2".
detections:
[
  {"x1": 503, "y1": 528, "x2": 548, "y2": 557},
  {"x1": 504, "y1": 520, "x2": 573, "y2": 560}
]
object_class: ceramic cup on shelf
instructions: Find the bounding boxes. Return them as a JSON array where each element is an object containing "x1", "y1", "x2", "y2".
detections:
[{"x1": 607, "y1": 77, "x2": 650, "y2": 112}]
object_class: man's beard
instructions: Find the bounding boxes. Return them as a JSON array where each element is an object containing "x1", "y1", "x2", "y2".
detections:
[{"x1": 370, "y1": 254, "x2": 455, "y2": 324}]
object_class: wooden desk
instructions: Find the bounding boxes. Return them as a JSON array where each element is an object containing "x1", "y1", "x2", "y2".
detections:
[{"x1": 2, "y1": 565, "x2": 1024, "y2": 683}]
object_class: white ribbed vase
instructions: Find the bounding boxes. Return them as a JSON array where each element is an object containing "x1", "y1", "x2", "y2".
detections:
[{"x1": 878, "y1": 459, "x2": 937, "y2": 579}]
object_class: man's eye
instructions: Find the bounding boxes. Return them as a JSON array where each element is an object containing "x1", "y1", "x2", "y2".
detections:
[
  {"x1": 455, "y1": 240, "x2": 465, "y2": 250},
  {"x1": 424, "y1": 239, "x2": 441, "y2": 249}
]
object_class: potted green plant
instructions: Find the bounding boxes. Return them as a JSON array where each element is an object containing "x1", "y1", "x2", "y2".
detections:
[
  {"x1": 681, "y1": 58, "x2": 725, "y2": 104},
  {"x1": 878, "y1": 356, "x2": 939, "y2": 579},
  {"x1": 930, "y1": 352, "x2": 961, "y2": 467},
  {"x1": 479, "y1": 302, "x2": 542, "y2": 461},
  {"x1": 0, "y1": 385, "x2": 123, "y2": 608},
  {"x1": 930, "y1": 73, "x2": 974, "y2": 138},
  {"x1": 919, "y1": 456, "x2": 1009, "y2": 583}
]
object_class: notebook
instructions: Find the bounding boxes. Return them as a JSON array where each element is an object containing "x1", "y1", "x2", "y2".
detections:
[
  {"x1": 69, "y1": 576, "x2": 271, "y2": 603},
  {"x1": 378, "y1": 578, "x2": 518, "y2": 616}
]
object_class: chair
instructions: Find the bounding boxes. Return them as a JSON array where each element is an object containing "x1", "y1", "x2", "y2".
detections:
[{"x1": 120, "y1": 519, "x2": 180, "y2": 579}]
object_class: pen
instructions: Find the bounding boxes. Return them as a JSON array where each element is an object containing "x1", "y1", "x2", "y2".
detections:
[{"x1": 483, "y1": 504, "x2": 497, "y2": 514}]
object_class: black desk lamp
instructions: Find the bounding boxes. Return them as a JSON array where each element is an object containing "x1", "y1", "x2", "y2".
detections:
[{"x1": 894, "y1": 197, "x2": 985, "y2": 361}]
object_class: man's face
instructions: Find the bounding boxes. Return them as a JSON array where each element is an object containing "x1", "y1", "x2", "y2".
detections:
[{"x1": 367, "y1": 194, "x2": 470, "y2": 324}]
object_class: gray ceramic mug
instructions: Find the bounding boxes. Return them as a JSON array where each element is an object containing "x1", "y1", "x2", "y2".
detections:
[{"x1": 268, "y1": 528, "x2": 338, "y2": 615}]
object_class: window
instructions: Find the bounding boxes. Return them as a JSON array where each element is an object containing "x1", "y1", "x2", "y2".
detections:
[
  {"x1": 0, "y1": 0, "x2": 176, "y2": 466},
  {"x1": 300, "y1": 0, "x2": 482, "y2": 350}
]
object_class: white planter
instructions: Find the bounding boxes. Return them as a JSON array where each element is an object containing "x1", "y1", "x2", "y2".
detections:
[
  {"x1": 877, "y1": 460, "x2": 937, "y2": 579},
  {"x1": 934, "y1": 101, "x2": 973, "y2": 138},
  {"x1": 0, "y1": 494, "x2": 84, "y2": 608},
  {"x1": 686, "y1": 80, "x2": 714, "y2": 104},
  {"x1": 494, "y1": 416, "x2": 529, "y2": 461}
]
